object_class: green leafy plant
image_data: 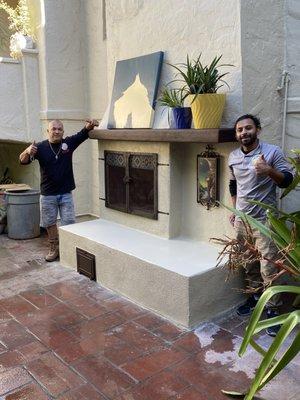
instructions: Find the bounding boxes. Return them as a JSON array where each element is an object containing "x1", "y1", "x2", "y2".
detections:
[
  {"x1": 157, "y1": 87, "x2": 187, "y2": 108},
  {"x1": 214, "y1": 150, "x2": 300, "y2": 399},
  {"x1": 167, "y1": 54, "x2": 232, "y2": 96},
  {"x1": 0, "y1": 0, "x2": 33, "y2": 36}
]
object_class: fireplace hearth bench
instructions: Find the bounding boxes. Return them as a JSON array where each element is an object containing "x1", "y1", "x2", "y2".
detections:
[{"x1": 60, "y1": 219, "x2": 242, "y2": 328}]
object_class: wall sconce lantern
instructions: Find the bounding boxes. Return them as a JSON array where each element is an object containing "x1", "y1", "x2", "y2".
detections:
[{"x1": 197, "y1": 145, "x2": 220, "y2": 210}]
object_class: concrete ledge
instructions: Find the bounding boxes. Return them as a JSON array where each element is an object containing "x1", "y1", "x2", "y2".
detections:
[{"x1": 60, "y1": 219, "x2": 243, "y2": 328}]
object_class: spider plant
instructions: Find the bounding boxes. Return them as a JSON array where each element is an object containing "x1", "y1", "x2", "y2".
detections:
[
  {"x1": 168, "y1": 54, "x2": 232, "y2": 97},
  {"x1": 157, "y1": 87, "x2": 187, "y2": 108},
  {"x1": 216, "y1": 150, "x2": 300, "y2": 399}
]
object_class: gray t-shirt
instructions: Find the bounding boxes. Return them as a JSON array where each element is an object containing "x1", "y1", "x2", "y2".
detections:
[{"x1": 228, "y1": 141, "x2": 293, "y2": 221}]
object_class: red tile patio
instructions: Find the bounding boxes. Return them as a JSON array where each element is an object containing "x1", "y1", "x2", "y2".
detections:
[{"x1": 0, "y1": 232, "x2": 299, "y2": 399}]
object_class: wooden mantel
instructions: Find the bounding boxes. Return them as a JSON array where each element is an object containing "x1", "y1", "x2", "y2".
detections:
[{"x1": 89, "y1": 128, "x2": 236, "y2": 143}]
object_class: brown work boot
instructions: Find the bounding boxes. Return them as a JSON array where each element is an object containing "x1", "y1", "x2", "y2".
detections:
[
  {"x1": 45, "y1": 238, "x2": 59, "y2": 262},
  {"x1": 45, "y1": 224, "x2": 59, "y2": 262}
]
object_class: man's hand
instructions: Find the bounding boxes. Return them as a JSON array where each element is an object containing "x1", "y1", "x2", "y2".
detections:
[
  {"x1": 254, "y1": 154, "x2": 272, "y2": 176},
  {"x1": 85, "y1": 119, "x2": 99, "y2": 131},
  {"x1": 19, "y1": 140, "x2": 37, "y2": 164},
  {"x1": 27, "y1": 140, "x2": 37, "y2": 157}
]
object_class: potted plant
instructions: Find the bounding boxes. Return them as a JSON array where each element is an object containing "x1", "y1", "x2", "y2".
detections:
[
  {"x1": 157, "y1": 87, "x2": 192, "y2": 129},
  {"x1": 168, "y1": 54, "x2": 232, "y2": 129},
  {"x1": 0, "y1": 0, "x2": 34, "y2": 59}
]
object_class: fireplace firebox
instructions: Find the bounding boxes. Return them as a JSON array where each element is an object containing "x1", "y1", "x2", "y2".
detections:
[{"x1": 104, "y1": 151, "x2": 158, "y2": 219}]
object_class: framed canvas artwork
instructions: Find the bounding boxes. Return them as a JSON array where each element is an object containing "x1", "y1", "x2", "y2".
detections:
[
  {"x1": 197, "y1": 146, "x2": 220, "y2": 210},
  {"x1": 108, "y1": 51, "x2": 164, "y2": 129}
]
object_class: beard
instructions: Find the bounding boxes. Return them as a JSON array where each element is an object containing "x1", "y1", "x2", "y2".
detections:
[{"x1": 240, "y1": 135, "x2": 257, "y2": 147}]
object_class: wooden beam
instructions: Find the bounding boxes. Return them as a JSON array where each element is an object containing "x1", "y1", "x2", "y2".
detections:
[{"x1": 89, "y1": 128, "x2": 236, "y2": 143}]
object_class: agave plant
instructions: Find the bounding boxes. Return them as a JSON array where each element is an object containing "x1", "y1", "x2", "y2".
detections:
[
  {"x1": 167, "y1": 54, "x2": 232, "y2": 96},
  {"x1": 157, "y1": 87, "x2": 187, "y2": 108},
  {"x1": 217, "y1": 150, "x2": 300, "y2": 399}
]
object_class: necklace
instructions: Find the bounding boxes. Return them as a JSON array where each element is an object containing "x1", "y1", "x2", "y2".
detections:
[{"x1": 49, "y1": 141, "x2": 62, "y2": 160}]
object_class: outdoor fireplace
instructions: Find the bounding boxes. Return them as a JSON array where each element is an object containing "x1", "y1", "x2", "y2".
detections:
[{"x1": 104, "y1": 151, "x2": 158, "y2": 219}]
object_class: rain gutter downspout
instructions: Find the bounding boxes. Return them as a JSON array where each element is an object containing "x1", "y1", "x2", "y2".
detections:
[{"x1": 277, "y1": 70, "x2": 290, "y2": 210}]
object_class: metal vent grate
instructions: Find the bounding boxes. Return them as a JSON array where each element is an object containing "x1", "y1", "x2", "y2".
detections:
[{"x1": 76, "y1": 248, "x2": 96, "y2": 281}]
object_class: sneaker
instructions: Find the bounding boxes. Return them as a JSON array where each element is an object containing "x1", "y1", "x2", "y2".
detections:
[
  {"x1": 237, "y1": 295, "x2": 259, "y2": 316},
  {"x1": 265, "y1": 309, "x2": 281, "y2": 337}
]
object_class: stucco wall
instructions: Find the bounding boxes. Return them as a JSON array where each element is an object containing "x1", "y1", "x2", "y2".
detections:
[
  {"x1": 33, "y1": 0, "x2": 108, "y2": 217},
  {"x1": 240, "y1": 0, "x2": 299, "y2": 213},
  {"x1": 0, "y1": 59, "x2": 26, "y2": 141},
  {"x1": 81, "y1": 0, "x2": 108, "y2": 216},
  {"x1": 106, "y1": 0, "x2": 242, "y2": 128},
  {"x1": 284, "y1": 0, "x2": 300, "y2": 213},
  {"x1": 0, "y1": 51, "x2": 41, "y2": 143},
  {"x1": 240, "y1": 0, "x2": 285, "y2": 145},
  {"x1": 174, "y1": 142, "x2": 236, "y2": 241}
]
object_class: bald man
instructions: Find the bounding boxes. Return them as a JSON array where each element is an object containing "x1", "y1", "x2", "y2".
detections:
[{"x1": 19, "y1": 119, "x2": 98, "y2": 262}]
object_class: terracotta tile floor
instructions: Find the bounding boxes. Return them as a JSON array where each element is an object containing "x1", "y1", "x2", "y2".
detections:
[{"x1": 0, "y1": 232, "x2": 299, "y2": 399}]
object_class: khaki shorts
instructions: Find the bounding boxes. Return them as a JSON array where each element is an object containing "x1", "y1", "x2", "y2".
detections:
[{"x1": 235, "y1": 219, "x2": 281, "y2": 307}]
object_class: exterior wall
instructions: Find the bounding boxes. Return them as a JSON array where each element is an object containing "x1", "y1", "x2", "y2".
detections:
[
  {"x1": 81, "y1": 0, "x2": 108, "y2": 216},
  {"x1": 240, "y1": 0, "x2": 285, "y2": 145},
  {"x1": 0, "y1": 59, "x2": 26, "y2": 141},
  {"x1": 106, "y1": 0, "x2": 242, "y2": 127},
  {"x1": 240, "y1": 0, "x2": 299, "y2": 214},
  {"x1": 35, "y1": 0, "x2": 107, "y2": 216},
  {"x1": 284, "y1": 0, "x2": 300, "y2": 213},
  {"x1": 175, "y1": 142, "x2": 236, "y2": 241},
  {"x1": 0, "y1": 50, "x2": 40, "y2": 143}
]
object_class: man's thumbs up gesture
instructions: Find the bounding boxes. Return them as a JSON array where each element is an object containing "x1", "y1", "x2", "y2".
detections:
[
  {"x1": 27, "y1": 140, "x2": 38, "y2": 157},
  {"x1": 253, "y1": 154, "x2": 271, "y2": 176}
]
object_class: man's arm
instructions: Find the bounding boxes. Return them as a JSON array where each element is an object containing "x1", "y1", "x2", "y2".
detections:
[
  {"x1": 229, "y1": 179, "x2": 237, "y2": 226},
  {"x1": 68, "y1": 119, "x2": 100, "y2": 150},
  {"x1": 254, "y1": 154, "x2": 293, "y2": 187},
  {"x1": 228, "y1": 165, "x2": 237, "y2": 226},
  {"x1": 19, "y1": 141, "x2": 37, "y2": 164}
]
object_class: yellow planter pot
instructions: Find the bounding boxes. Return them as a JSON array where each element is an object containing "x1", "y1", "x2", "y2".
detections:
[{"x1": 188, "y1": 93, "x2": 226, "y2": 129}]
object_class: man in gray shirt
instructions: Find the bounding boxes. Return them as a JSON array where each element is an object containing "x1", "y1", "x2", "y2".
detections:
[{"x1": 228, "y1": 114, "x2": 293, "y2": 336}]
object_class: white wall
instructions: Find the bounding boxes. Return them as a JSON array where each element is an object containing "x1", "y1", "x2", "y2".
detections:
[
  {"x1": 34, "y1": 0, "x2": 108, "y2": 216},
  {"x1": 283, "y1": 0, "x2": 300, "y2": 213},
  {"x1": 81, "y1": 0, "x2": 108, "y2": 216},
  {"x1": 106, "y1": 0, "x2": 242, "y2": 128},
  {"x1": 240, "y1": 0, "x2": 285, "y2": 144}
]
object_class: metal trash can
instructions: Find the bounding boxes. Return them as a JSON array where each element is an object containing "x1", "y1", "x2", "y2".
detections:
[{"x1": 6, "y1": 189, "x2": 40, "y2": 239}]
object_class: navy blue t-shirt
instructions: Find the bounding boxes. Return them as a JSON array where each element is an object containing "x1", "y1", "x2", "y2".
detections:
[{"x1": 33, "y1": 128, "x2": 89, "y2": 195}]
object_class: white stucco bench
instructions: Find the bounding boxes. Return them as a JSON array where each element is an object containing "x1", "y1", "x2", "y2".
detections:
[{"x1": 60, "y1": 219, "x2": 242, "y2": 328}]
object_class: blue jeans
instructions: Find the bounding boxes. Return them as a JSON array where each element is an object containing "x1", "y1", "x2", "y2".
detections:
[{"x1": 41, "y1": 193, "x2": 75, "y2": 228}]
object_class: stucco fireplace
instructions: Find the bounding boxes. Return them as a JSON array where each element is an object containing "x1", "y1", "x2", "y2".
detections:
[{"x1": 59, "y1": 128, "x2": 243, "y2": 328}]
